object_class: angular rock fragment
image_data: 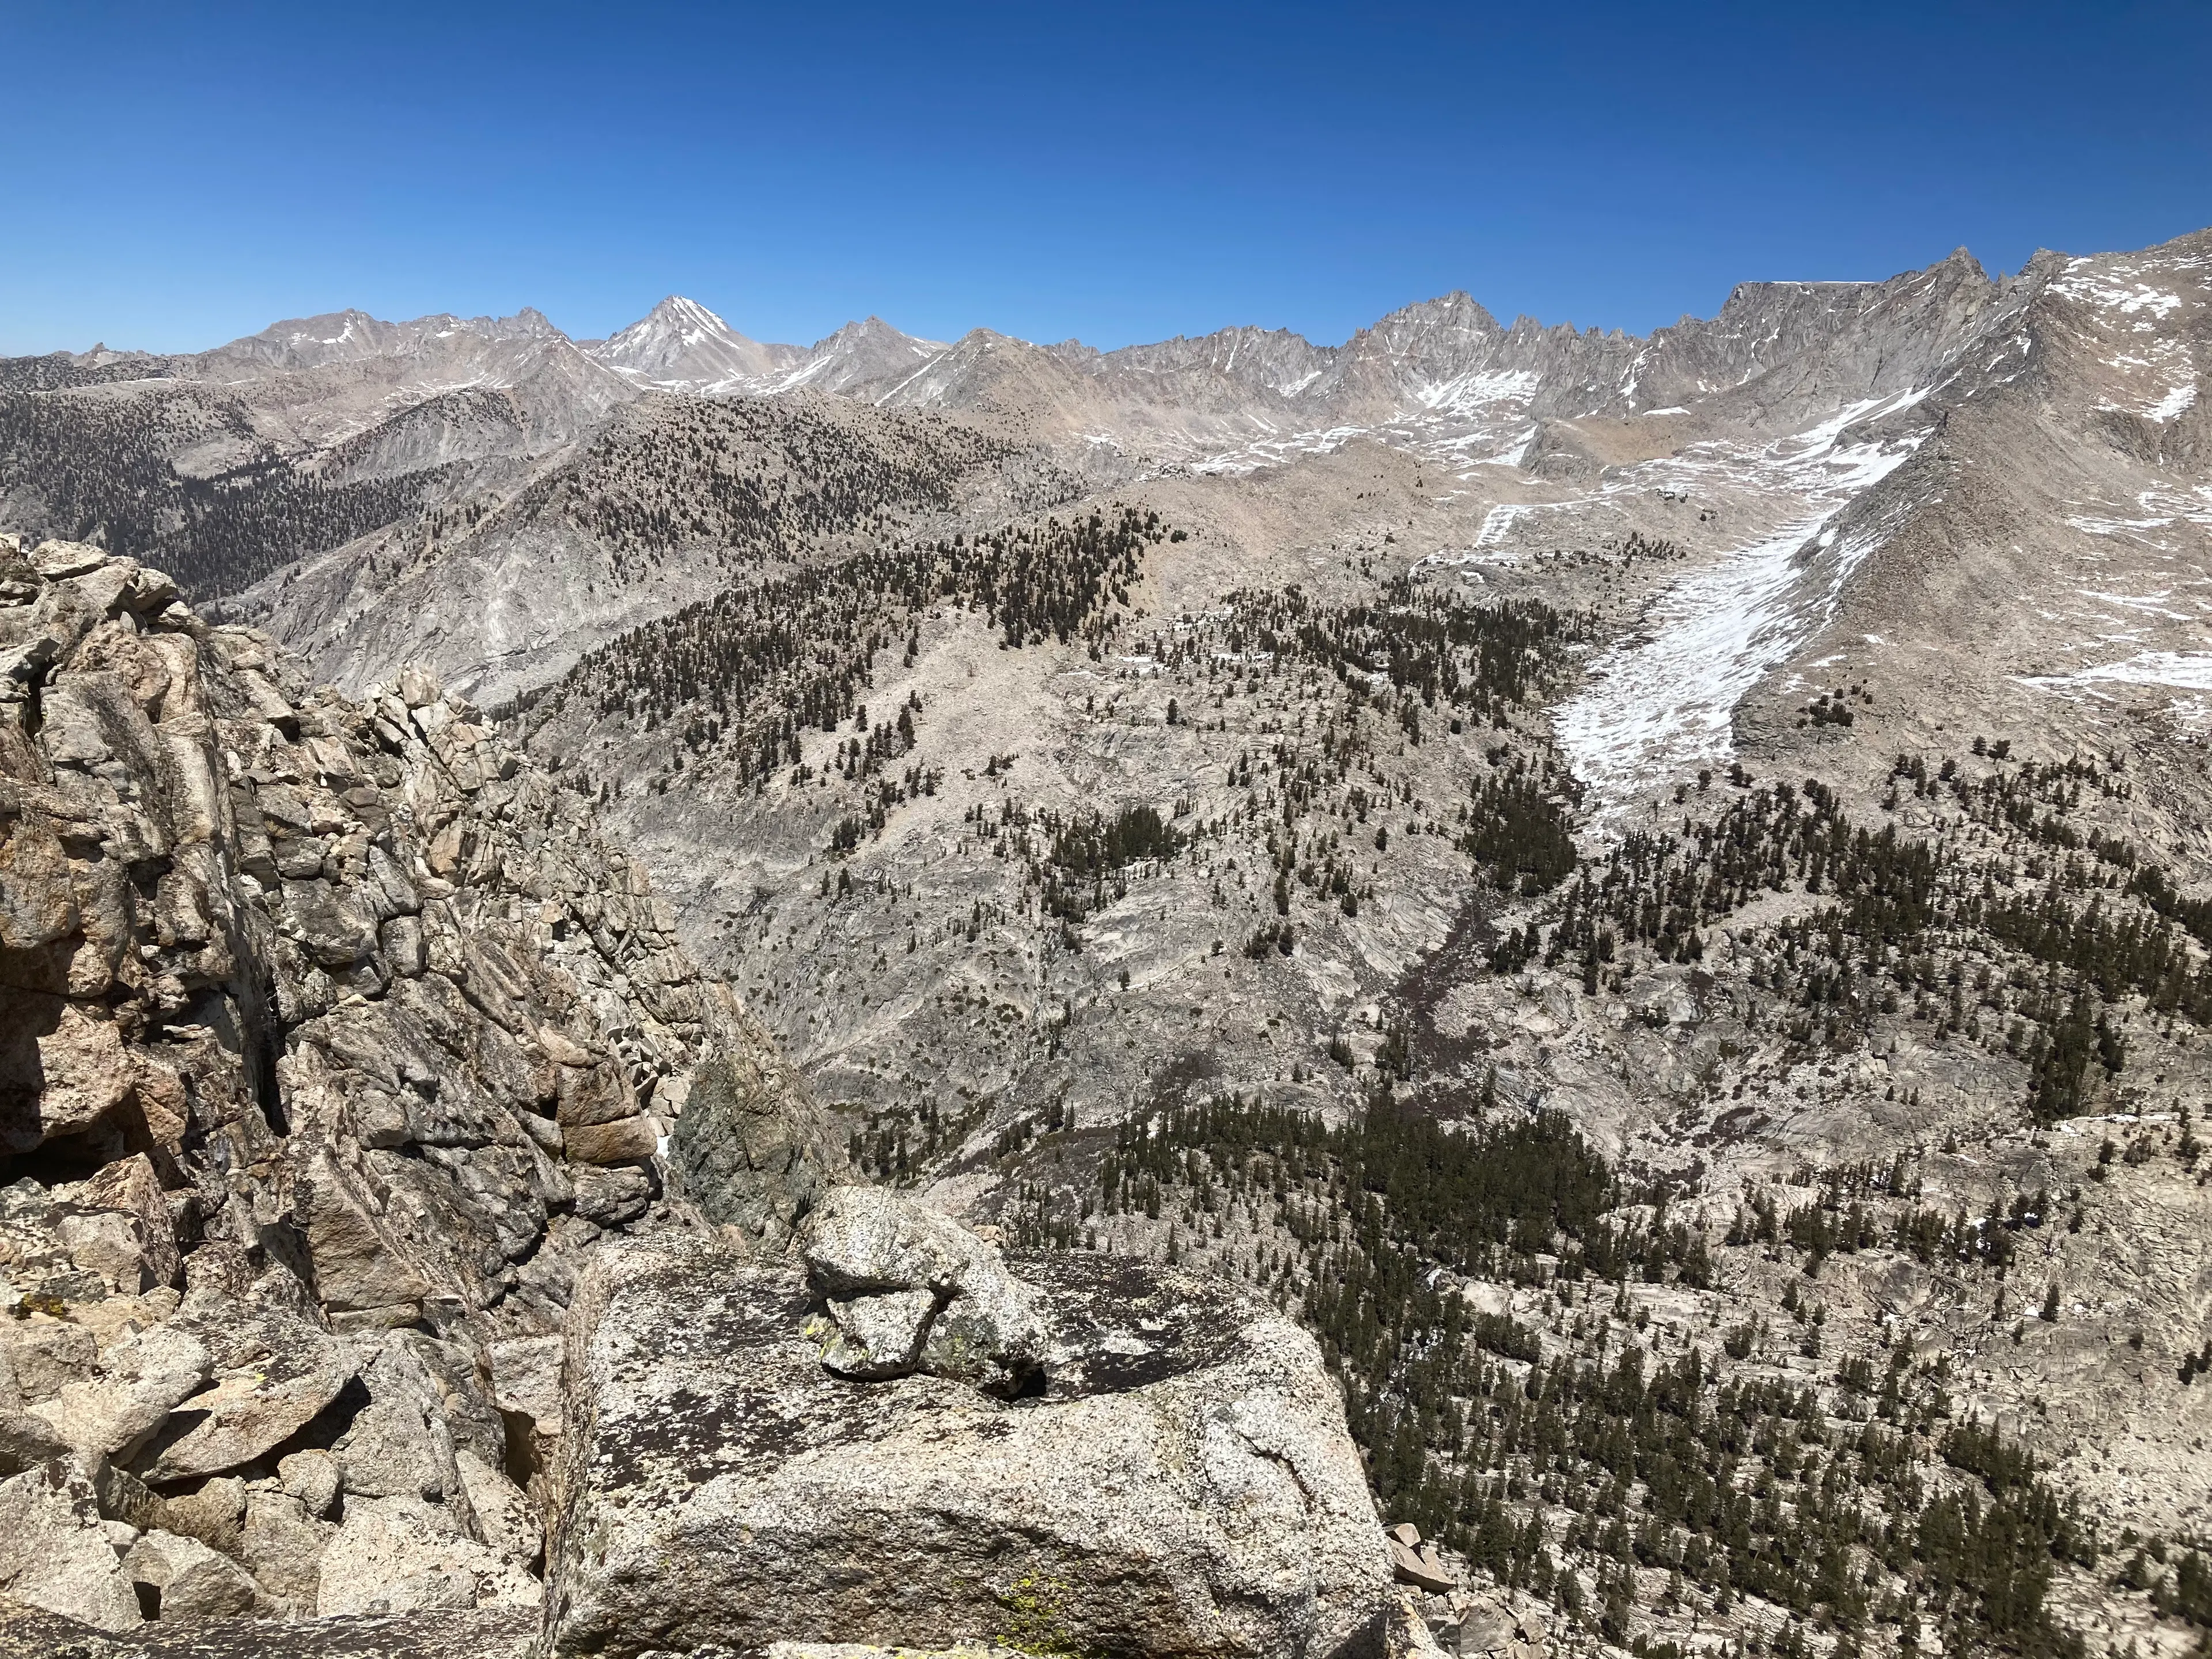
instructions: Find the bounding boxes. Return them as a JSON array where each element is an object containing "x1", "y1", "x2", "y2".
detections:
[
  {"x1": 316, "y1": 1494, "x2": 540, "y2": 1618},
  {"x1": 815, "y1": 1287, "x2": 935, "y2": 1379},
  {"x1": 0, "y1": 1460, "x2": 140, "y2": 1631},
  {"x1": 1385, "y1": 1524, "x2": 1455, "y2": 1594},
  {"x1": 797, "y1": 1187, "x2": 1044, "y2": 1391},
  {"x1": 29, "y1": 1323, "x2": 211, "y2": 1463},
  {"x1": 120, "y1": 1527, "x2": 264, "y2": 1620},
  {"x1": 134, "y1": 1341, "x2": 355, "y2": 1484}
]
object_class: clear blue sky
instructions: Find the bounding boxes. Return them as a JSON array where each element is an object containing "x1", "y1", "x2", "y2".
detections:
[{"x1": 2, "y1": 1, "x2": 2206, "y2": 356}]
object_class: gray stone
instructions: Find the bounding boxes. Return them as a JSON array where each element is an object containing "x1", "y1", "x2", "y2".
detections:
[
  {"x1": 278, "y1": 1449, "x2": 344, "y2": 1520},
  {"x1": 334, "y1": 1339, "x2": 468, "y2": 1513},
  {"x1": 316, "y1": 1494, "x2": 539, "y2": 1619},
  {"x1": 0, "y1": 1320, "x2": 96, "y2": 1404},
  {"x1": 28, "y1": 1323, "x2": 211, "y2": 1463},
  {"x1": 544, "y1": 1236, "x2": 1395, "y2": 1658},
  {"x1": 158, "y1": 1475, "x2": 246, "y2": 1556},
  {"x1": 815, "y1": 1288, "x2": 936, "y2": 1380},
  {"x1": 0, "y1": 1409, "x2": 71, "y2": 1476},
  {"x1": 671, "y1": 1047, "x2": 838, "y2": 1247},
  {"x1": 0, "y1": 1460, "x2": 139, "y2": 1631},
  {"x1": 134, "y1": 1346, "x2": 355, "y2": 1484},
  {"x1": 279, "y1": 879, "x2": 381, "y2": 969},
  {"x1": 1454, "y1": 1599, "x2": 1516, "y2": 1654},
  {"x1": 455, "y1": 1449, "x2": 541, "y2": 1570},
  {"x1": 569, "y1": 1164, "x2": 652, "y2": 1228},
  {"x1": 798, "y1": 1188, "x2": 1044, "y2": 1392},
  {"x1": 238, "y1": 1486, "x2": 334, "y2": 1612},
  {"x1": 800, "y1": 1184, "x2": 980, "y2": 1299},
  {"x1": 397, "y1": 664, "x2": 442, "y2": 709},
  {"x1": 29, "y1": 541, "x2": 111, "y2": 581},
  {"x1": 1389, "y1": 1535, "x2": 1455, "y2": 1593},
  {"x1": 120, "y1": 1528, "x2": 263, "y2": 1620}
]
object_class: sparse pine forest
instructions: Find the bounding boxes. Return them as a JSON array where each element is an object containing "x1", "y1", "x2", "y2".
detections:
[
  {"x1": 0, "y1": 381, "x2": 471, "y2": 596},
  {"x1": 542, "y1": 506, "x2": 1161, "y2": 800},
  {"x1": 979, "y1": 1086, "x2": 2189, "y2": 1659}
]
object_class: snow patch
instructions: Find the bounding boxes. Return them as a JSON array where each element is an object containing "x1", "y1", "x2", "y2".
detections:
[
  {"x1": 2021, "y1": 652, "x2": 2212, "y2": 694},
  {"x1": 1554, "y1": 397, "x2": 1929, "y2": 830},
  {"x1": 2147, "y1": 382, "x2": 2198, "y2": 421}
]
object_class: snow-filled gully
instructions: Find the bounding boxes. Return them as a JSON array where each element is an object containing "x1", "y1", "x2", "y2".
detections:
[{"x1": 1551, "y1": 395, "x2": 1928, "y2": 833}]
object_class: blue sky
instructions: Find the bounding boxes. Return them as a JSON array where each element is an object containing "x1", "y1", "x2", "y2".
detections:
[{"x1": 2, "y1": 1, "x2": 2206, "y2": 356}]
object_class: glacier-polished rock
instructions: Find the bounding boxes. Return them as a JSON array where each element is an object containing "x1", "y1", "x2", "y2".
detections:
[{"x1": 547, "y1": 1232, "x2": 1397, "y2": 1658}]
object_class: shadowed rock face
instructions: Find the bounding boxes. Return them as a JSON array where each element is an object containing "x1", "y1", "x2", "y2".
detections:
[{"x1": 547, "y1": 1221, "x2": 1397, "y2": 1659}]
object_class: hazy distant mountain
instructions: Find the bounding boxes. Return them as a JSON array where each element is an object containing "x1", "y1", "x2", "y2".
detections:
[{"x1": 546, "y1": 255, "x2": 2008, "y2": 469}]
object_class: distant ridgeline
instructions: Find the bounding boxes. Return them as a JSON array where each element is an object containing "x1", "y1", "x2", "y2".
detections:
[
  {"x1": 537, "y1": 507, "x2": 1163, "y2": 798},
  {"x1": 0, "y1": 374, "x2": 464, "y2": 596}
]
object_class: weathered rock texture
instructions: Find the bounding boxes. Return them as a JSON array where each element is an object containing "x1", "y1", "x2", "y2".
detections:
[
  {"x1": 798, "y1": 1185, "x2": 1044, "y2": 1389},
  {"x1": 0, "y1": 535, "x2": 839, "y2": 1637},
  {"x1": 0, "y1": 1591, "x2": 539, "y2": 1657},
  {"x1": 547, "y1": 1211, "x2": 1396, "y2": 1658}
]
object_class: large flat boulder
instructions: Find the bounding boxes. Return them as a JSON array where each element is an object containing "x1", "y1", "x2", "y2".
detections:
[{"x1": 546, "y1": 1224, "x2": 1396, "y2": 1658}]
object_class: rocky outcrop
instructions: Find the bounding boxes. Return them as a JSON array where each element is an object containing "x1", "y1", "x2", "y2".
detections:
[
  {"x1": 1378, "y1": 1522, "x2": 1551, "y2": 1659},
  {"x1": 798, "y1": 1185, "x2": 1044, "y2": 1388},
  {"x1": 546, "y1": 1195, "x2": 1397, "y2": 1658},
  {"x1": 0, "y1": 533, "x2": 839, "y2": 1637}
]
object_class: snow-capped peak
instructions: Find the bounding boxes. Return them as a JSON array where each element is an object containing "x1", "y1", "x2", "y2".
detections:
[{"x1": 585, "y1": 296, "x2": 800, "y2": 390}]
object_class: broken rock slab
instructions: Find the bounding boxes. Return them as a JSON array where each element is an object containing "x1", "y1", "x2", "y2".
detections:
[
  {"x1": 130, "y1": 1298, "x2": 358, "y2": 1485},
  {"x1": 0, "y1": 1459, "x2": 141, "y2": 1631},
  {"x1": 315, "y1": 1494, "x2": 541, "y2": 1619},
  {"x1": 120, "y1": 1529, "x2": 264, "y2": 1622},
  {"x1": 546, "y1": 1232, "x2": 1397, "y2": 1658},
  {"x1": 1384, "y1": 1522, "x2": 1456, "y2": 1595},
  {"x1": 797, "y1": 1187, "x2": 1044, "y2": 1391}
]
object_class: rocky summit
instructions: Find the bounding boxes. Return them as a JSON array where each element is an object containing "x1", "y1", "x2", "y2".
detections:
[{"x1": 1, "y1": 226, "x2": 2210, "y2": 1659}]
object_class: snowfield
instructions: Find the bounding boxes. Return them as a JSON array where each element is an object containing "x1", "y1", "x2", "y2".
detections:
[{"x1": 1553, "y1": 395, "x2": 1929, "y2": 832}]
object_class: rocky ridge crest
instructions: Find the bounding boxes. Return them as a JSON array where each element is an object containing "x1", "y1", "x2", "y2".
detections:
[
  {"x1": 0, "y1": 533, "x2": 1422, "y2": 1658},
  {"x1": 0, "y1": 531, "x2": 837, "y2": 1637}
]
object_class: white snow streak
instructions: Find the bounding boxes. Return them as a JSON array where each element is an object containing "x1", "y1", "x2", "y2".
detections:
[
  {"x1": 1554, "y1": 393, "x2": 1929, "y2": 830},
  {"x1": 2021, "y1": 653, "x2": 2212, "y2": 694},
  {"x1": 2147, "y1": 382, "x2": 2199, "y2": 422}
]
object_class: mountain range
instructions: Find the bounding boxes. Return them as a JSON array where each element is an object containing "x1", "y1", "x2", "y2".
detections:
[{"x1": 2, "y1": 225, "x2": 2210, "y2": 1658}]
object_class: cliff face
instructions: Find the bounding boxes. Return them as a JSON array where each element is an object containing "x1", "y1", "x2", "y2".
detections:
[{"x1": 0, "y1": 532, "x2": 837, "y2": 1635}]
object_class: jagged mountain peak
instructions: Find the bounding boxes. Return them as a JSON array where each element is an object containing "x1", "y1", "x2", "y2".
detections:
[
  {"x1": 767, "y1": 315, "x2": 949, "y2": 396},
  {"x1": 643, "y1": 293, "x2": 732, "y2": 332},
  {"x1": 1367, "y1": 289, "x2": 1505, "y2": 335},
  {"x1": 585, "y1": 293, "x2": 798, "y2": 388},
  {"x1": 808, "y1": 314, "x2": 944, "y2": 353}
]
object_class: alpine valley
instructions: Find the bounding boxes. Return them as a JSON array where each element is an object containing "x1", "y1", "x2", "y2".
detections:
[{"x1": 2, "y1": 226, "x2": 2210, "y2": 1659}]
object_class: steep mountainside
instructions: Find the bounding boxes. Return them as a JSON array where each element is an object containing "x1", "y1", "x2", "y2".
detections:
[
  {"x1": 0, "y1": 532, "x2": 836, "y2": 1641},
  {"x1": 3, "y1": 227, "x2": 2210, "y2": 1659},
  {"x1": 581, "y1": 296, "x2": 804, "y2": 393},
  {"x1": 514, "y1": 228, "x2": 2212, "y2": 1659},
  {"x1": 230, "y1": 392, "x2": 1084, "y2": 710},
  {"x1": 0, "y1": 310, "x2": 632, "y2": 604}
]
